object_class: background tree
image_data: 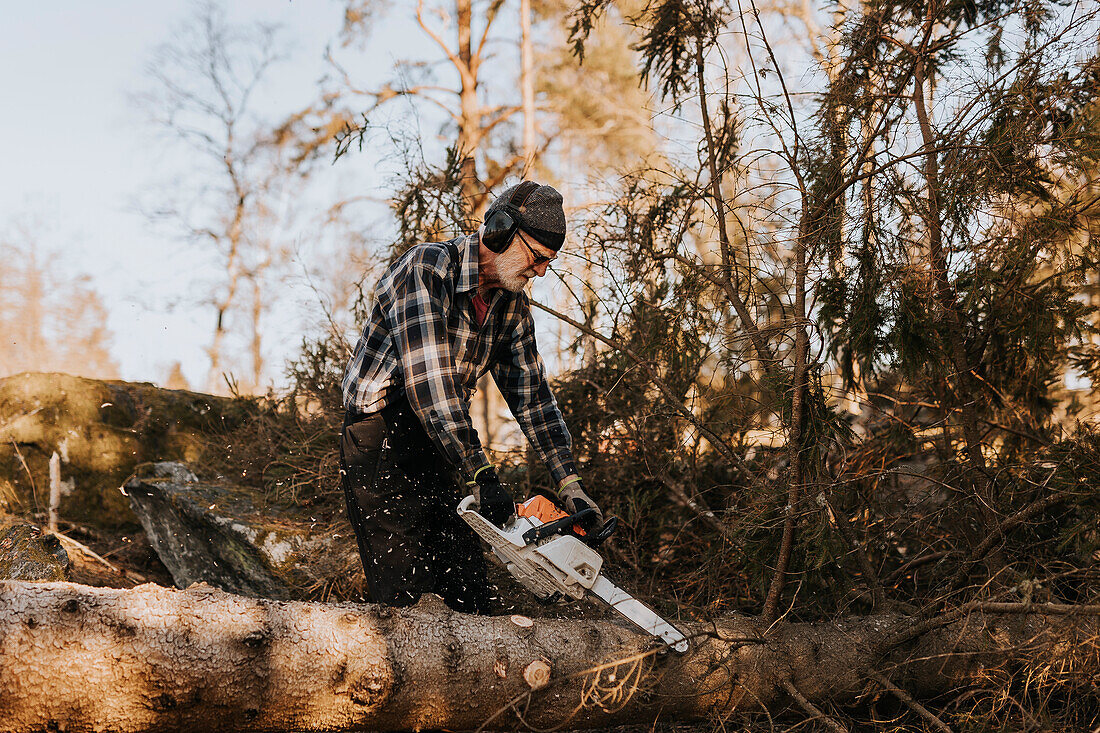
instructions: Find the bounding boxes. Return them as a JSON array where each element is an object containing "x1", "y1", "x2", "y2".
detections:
[
  {"x1": 140, "y1": 2, "x2": 315, "y2": 393},
  {"x1": 0, "y1": 224, "x2": 118, "y2": 380}
]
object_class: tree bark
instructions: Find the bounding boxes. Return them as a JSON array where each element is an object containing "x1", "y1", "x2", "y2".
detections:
[
  {"x1": 454, "y1": 0, "x2": 482, "y2": 215},
  {"x1": 911, "y1": 38, "x2": 991, "y2": 515},
  {"x1": 1, "y1": 581, "x2": 1095, "y2": 732},
  {"x1": 520, "y1": 0, "x2": 535, "y2": 176}
]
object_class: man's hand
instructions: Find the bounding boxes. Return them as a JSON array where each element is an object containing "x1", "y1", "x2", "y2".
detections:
[
  {"x1": 558, "y1": 478, "x2": 604, "y2": 528},
  {"x1": 473, "y1": 466, "x2": 515, "y2": 527}
]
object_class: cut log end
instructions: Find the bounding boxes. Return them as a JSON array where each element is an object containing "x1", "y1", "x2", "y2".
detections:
[{"x1": 523, "y1": 659, "x2": 551, "y2": 689}]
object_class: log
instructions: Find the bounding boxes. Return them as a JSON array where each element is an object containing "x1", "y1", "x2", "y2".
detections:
[{"x1": 0, "y1": 580, "x2": 1095, "y2": 732}]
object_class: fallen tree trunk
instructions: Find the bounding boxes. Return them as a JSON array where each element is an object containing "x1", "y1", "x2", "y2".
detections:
[{"x1": 0, "y1": 581, "x2": 1095, "y2": 732}]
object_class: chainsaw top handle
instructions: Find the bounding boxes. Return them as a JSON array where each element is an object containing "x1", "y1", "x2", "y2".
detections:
[
  {"x1": 521, "y1": 508, "x2": 618, "y2": 548},
  {"x1": 521, "y1": 507, "x2": 593, "y2": 544},
  {"x1": 521, "y1": 486, "x2": 619, "y2": 548}
]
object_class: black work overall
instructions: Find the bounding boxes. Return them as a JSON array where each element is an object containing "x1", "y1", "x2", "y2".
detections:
[{"x1": 339, "y1": 398, "x2": 495, "y2": 614}]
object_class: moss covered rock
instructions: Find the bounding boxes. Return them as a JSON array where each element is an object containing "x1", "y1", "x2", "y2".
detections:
[
  {"x1": 125, "y1": 462, "x2": 345, "y2": 600},
  {"x1": 0, "y1": 525, "x2": 69, "y2": 581},
  {"x1": 0, "y1": 373, "x2": 245, "y2": 530}
]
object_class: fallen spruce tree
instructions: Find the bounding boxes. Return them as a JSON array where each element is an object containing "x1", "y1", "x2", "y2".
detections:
[{"x1": 0, "y1": 580, "x2": 1096, "y2": 732}]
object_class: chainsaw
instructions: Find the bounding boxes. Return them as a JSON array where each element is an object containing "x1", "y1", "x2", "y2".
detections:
[{"x1": 457, "y1": 492, "x2": 690, "y2": 653}]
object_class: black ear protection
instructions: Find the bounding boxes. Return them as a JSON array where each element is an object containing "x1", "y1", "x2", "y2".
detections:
[{"x1": 481, "y1": 181, "x2": 541, "y2": 253}]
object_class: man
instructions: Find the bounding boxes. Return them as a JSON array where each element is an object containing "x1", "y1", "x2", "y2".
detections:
[{"x1": 339, "y1": 180, "x2": 602, "y2": 614}]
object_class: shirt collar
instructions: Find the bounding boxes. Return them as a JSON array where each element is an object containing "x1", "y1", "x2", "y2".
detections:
[{"x1": 456, "y1": 232, "x2": 479, "y2": 295}]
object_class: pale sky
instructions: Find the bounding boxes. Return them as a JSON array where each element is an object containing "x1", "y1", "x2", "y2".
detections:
[{"x1": 0, "y1": 1, "x2": 425, "y2": 390}]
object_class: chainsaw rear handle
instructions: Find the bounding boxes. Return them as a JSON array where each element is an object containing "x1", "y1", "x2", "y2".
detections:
[{"x1": 586, "y1": 516, "x2": 618, "y2": 548}]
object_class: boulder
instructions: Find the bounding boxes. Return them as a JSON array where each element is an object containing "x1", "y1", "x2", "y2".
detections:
[
  {"x1": 0, "y1": 525, "x2": 69, "y2": 581},
  {"x1": 0, "y1": 372, "x2": 246, "y2": 529},
  {"x1": 125, "y1": 462, "x2": 348, "y2": 600}
]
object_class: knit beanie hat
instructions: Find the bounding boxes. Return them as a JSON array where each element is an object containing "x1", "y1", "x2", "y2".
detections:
[{"x1": 485, "y1": 182, "x2": 567, "y2": 251}]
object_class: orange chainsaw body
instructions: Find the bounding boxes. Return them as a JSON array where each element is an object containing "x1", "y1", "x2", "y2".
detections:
[{"x1": 516, "y1": 494, "x2": 587, "y2": 536}]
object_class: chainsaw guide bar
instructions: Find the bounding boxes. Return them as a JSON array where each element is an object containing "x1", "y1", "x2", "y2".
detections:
[{"x1": 458, "y1": 494, "x2": 691, "y2": 654}]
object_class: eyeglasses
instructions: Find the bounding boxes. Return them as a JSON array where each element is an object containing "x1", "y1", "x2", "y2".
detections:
[{"x1": 516, "y1": 231, "x2": 554, "y2": 266}]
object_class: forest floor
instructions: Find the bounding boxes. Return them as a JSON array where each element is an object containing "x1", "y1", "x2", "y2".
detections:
[{"x1": 0, "y1": 504, "x2": 629, "y2": 626}]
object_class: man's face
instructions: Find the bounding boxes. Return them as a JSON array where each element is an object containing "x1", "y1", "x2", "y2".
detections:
[{"x1": 495, "y1": 229, "x2": 557, "y2": 292}]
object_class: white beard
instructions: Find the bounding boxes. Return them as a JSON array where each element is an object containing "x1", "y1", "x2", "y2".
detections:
[{"x1": 493, "y1": 245, "x2": 536, "y2": 292}]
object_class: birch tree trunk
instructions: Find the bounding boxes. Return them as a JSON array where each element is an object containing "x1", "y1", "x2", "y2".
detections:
[{"x1": 1, "y1": 581, "x2": 1095, "y2": 732}]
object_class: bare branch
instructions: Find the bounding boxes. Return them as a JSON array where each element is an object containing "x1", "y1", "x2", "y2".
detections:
[
  {"x1": 865, "y1": 670, "x2": 954, "y2": 733},
  {"x1": 530, "y1": 298, "x2": 756, "y2": 482}
]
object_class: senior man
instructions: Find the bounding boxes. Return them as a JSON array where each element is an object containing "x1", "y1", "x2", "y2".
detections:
[{"x1": 339, "y1": 181, "x2": 602, "y2": 614}]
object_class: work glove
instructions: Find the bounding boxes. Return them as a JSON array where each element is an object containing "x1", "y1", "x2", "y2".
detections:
[
  {"x1": 558, "y1": 479, "x2": 604, "y2": 529},
  {"x1": 472, "y1": 466, "x2": 515, "y2": 527}
]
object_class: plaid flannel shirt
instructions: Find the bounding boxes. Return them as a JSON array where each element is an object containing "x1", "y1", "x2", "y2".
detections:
[{"x1": 341, "y1": 233, "x2": 578, "y2": 485}]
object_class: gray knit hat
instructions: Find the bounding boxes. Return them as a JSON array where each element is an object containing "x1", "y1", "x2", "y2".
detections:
[{"x1": 485, "y1": 181, "x2": 567, "y2": 251}]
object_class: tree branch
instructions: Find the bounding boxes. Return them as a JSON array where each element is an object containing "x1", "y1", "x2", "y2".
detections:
[
  {"x1": 865, "y1": 670, "x2": 954, "y2": 733},
  {"x1": 781, "y1": 678, "x2": 849, "y2": 733},
  {"x1": 529, "y1": 299, "x2": 756, "y2": 482}
]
